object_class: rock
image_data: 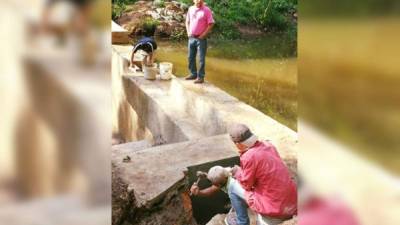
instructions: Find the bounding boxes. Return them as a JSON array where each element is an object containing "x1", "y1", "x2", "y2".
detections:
[
  {"x1": 147, "y1": 10, "x2": 161, "y2": 20},
  {"x1": 116, "y1": 1, "x2": 187, "y2": 38},
  {"x1": 156, "y1": 8, "x2": 163, "y2": 14},
  {"x1": 154, "y1": 0, "x2": 165, "y2": 8},
  {"x1": 180, "y1": 3, "x2": 189, "y2": 11}
]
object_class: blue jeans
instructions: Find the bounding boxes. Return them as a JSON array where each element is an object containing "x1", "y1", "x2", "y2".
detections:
[
  {"x1": 188, "y1": 37, "x2": 207, "y2": 78},
  {"x1": 228, "y1": 178, "x2": 249, "y2": 225},
  {"x1": 228, "y1": 178, "x2": 284, "y2": 225}
]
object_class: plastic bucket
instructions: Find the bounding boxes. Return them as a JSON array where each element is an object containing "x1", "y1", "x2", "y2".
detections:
[
  {"x1": 159, "y1": 62, "x2": 173, "y2": 80},
  {"x1": 143, "y1": 63, "x2": 157, "y2": 80}
]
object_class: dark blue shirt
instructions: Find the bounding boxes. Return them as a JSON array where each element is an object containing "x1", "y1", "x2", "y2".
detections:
[{"x1": 133, "y1": 37, "x2": 157, "y2": 53}]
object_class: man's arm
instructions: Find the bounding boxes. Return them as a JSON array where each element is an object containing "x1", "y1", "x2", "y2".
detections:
[
  {"x1": 191, "y1": 184, "x2": 220, "y2": 197},
  {"x1": 130, "y1": 51, "x2": 135, "y2": 65},
  {"x1": 235, "y1": 156, "x2": 256, "y2": 191},
  {"x1": 185, "y1": 13, "x2": 191, "y2": 37},
  {"x1": 199, "y1": 23, "x2": 214, "y2": 39}
]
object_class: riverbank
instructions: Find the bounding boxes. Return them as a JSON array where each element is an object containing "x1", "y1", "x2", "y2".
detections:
[{"x1": 112, "y1": 0, "x2": 297, "y2": 41}]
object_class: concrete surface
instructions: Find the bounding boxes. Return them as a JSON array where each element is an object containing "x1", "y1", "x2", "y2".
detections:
[
  {"x1": 205, "y1": 212, "x2": 297, "y2": 225},
  {"x1": 111, "y1": 45, "x2": 298, "y2": 225},
  {"x1": 112, "y1": 134, "x2": 237, "y2": 208},
  {"x1": 112, "y1": 21, "x2": 130, "y2": 44},
  {"x1": 0, "y1": 196, "x2": 109, "y2": 225},
  {"x1": 112, "y1": 45, "x2": 297, "y2": 164},
  {"x1": 111, "y1": 140, "x2": 152, "y2": 158}
]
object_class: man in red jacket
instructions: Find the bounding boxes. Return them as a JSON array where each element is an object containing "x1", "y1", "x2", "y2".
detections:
[{"x1": 191, "y1": 123, "x2": 297, "y2": 225}]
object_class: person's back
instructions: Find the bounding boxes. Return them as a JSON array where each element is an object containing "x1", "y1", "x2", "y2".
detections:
[
  {"x1": 130, "y1": 23, "x2": 158, "y2": 70},
  {"x1": 238, "y1": 141, "x2": 297, "y2": 217}
]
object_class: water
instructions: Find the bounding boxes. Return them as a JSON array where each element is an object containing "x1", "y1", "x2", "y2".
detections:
[{"x1": 155, "y1": 36, "x2": 298, "y2": 130}]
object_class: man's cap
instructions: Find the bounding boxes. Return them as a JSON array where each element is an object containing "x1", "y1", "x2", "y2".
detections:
[{"x1": 228, "y1": 123, "x2": 258, "y2": 147}]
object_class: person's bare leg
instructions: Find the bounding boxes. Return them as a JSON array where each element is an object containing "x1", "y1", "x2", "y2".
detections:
[{"x1": 132, "y1": 61, "x2": 143, "y2": 71}]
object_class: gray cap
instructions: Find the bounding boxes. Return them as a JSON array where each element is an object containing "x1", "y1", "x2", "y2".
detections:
[{"x1": 228, "y1": 123, "x2": 258, "y2": 147}]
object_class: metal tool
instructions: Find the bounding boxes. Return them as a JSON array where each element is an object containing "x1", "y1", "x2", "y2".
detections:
[{"x1": 190, "y1": 171, "x2": 207, "y2": 196}]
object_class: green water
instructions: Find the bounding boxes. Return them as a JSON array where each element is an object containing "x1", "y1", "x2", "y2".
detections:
[{"x1": 156, "y1": 36, "x2": 297, "y2": 130}]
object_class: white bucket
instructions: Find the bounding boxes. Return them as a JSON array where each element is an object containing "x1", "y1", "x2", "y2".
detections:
[
  {"x1": 159, "y1": 62, "x2": 173, "y2": 80},
  {"x1": 143, "y1": 63, "x2": 158, "y2": 80}
]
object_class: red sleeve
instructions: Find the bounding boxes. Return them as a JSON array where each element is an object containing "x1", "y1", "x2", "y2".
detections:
[{"x1": 235, "y1": 155, "x2": 256, "y2": 191}]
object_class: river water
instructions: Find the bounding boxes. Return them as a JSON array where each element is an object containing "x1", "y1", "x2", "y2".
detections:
[{"x1": 156, "y1": 36, "x2": 297, "y2": 130}]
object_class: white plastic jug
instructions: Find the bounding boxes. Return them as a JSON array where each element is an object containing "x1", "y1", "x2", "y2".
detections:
[
  {"x1": 143, "y1": 63, "x2": 157, "y2": 80},
  {"x1": 159, "y1": 62, "x2": 173, "y2": 80}
]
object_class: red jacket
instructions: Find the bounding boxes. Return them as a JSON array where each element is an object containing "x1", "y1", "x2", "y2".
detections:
[{"x1": 235, "y1": 141, "x2": 297, "y2": 217}]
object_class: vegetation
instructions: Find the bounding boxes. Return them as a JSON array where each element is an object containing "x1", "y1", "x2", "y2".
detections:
[
  {"x1": 301, "y1": 0, "x2": 400, "y2": 17},
  {"x1": 112, "y1": 0, "x2": 137, "y2": 20},
  {"x1": 112, "y1": 0, "x2": 297, "y2": 41},
  {"x1": 178, "y1": 0, "x2": 297, "y2": 39}
]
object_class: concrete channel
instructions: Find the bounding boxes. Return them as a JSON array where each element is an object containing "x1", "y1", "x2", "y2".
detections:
[{"x1": 111, "y1": 45, "x2": 298, "y2": 225}]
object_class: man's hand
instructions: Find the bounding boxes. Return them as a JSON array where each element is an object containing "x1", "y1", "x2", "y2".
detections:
[
  {"x1": 190, "y1": 183, "x2": 199, "y2": 196},
  {"x1": 232, "y1": 165, "x2": 240, "y2": 177}
]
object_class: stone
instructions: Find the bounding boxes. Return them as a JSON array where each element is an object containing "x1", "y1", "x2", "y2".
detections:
[
  {"x1": 115, "y1": 1, "x2": 187, "y2": 37},
  {"x1": 111, "y1": 140, "x2": 152, "y2": 158}
]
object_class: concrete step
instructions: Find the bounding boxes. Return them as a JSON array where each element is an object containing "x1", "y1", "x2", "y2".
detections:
[
  {"x1": 112, "y1": 21, "x2": 130, "y2": 44},
  {"x1": 206, "y1": 212, "x2": 297, "y2": 225},
  {"x1": 169, "y1": 77, "x2": 297, "y2": 162},
  {"x1": 114, "y1": 46, "x2": 296, "y2": 161},
  {"x1": 122, "y1": 73, "x2": 207, "y2": 144},
  {"x1": 112, "y1": 134, "x2": 238, "y2": 208},
  {"x1": 111, "y1": 140, "x2": 152, "y2": 158}
]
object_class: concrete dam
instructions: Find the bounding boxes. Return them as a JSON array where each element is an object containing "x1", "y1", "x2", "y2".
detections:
[{"x1": 111, "y1": 45, "x2": 298, "y2": 225}]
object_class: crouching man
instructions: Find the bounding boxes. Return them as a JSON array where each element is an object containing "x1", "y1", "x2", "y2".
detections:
[{"x1": 191, "y1": 123, "x2": 297, "y2": 225}]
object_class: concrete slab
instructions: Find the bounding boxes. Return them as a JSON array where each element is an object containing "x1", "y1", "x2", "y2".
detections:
[
  {"x1": 112, "y1": 46, "x2": 296, "y2": 163},
  {"x1": 112, "y1": 134, "x2": 238, "y2": 208},
  {"x1": 122, "y1": 74, "x2": 207, "y2": 144},
  {"x1": 169, "y1": 78, "x2": 297, "y2": 162},
  {"x1": 112, "y1": 21, "x2": 130, "y2": 44},
  {"x1": 111, "y1": 140, "x2": 152, "y2": 158},
  {"x1": 0, "y1": 196, "x2": 110, "y2": 225},
  {"x1": 205, "y1": 212, "x2": 296, "y2": 225}
]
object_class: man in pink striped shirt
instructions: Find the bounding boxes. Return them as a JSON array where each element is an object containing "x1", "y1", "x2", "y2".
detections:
[
  {"x1": 185, "y1": 0, "x2": 215, "y2": 84},
  {"x1": 190, "y1": 123, "x2": 297, "y2": 225}
]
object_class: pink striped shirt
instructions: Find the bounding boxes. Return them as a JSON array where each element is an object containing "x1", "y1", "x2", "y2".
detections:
[
  {"x1": 186, "y1": 5, "x2": 215, "y2": 36},
  {"x1": 235, "y1": 141, "x2": 297, "y2": 217}
]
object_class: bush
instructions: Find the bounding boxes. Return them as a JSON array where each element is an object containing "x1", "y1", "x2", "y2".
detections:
[
  {"x1": 177, "y1": 0, "x2": 297, "y2": 39},
  {"x1": 112, "y1": 3, "x2": 126, "y2": 20},
  {"x1": 112, "y1": 0, "x2": 137, "y2": 20},
  {"x1": 140, "y1": 18, "x2": 159, "y2": 36},
  {"x1": 154, "y1": 0, "x2": 165, "y2": 8}
]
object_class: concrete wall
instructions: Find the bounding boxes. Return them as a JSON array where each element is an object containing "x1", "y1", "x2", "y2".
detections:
[
  {"x1": 111, "y1": 45, "x2": 298, "y2": 225},
  {"x1": 112, "y1": 45, "x2": 297, "y2": 164}
]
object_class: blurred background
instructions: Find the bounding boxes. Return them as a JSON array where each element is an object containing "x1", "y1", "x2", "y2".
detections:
[
  {"x1": 0, "y1": 0, "x2": 399, "y2": 225},
  {"x1": 299, "y1": 0, "x2": 400, "y2": 225},
  {"x1": 0, "y1": 0, "x2": 111, "y2": 224}
]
